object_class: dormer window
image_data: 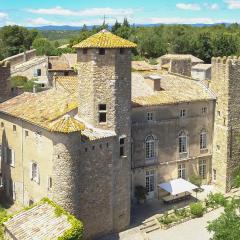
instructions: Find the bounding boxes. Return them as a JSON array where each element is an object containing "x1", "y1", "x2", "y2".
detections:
[
  {"x1": 120, "y1": 48, "x2": 125, "y2": 54},
  {"x1": 99, "y1": 48, "x2": 105, "y2": 55},
  {"x1": 99, "y1": 104, "x2": 107, "y2": 123},
  {"x1": 83, "y1": 49, "x2": 88, "y2": 55}
]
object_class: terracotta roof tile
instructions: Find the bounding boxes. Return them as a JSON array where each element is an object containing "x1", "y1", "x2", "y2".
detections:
[
  {"x1": 55, "y1": 76, "x2": 79, "y2": 94},
  {"x1": 50, "y1": 115, "x2": 85, "y2": 133},
  {"x1": 73, "y1": 29, "x2": 137, "y2": 49}
]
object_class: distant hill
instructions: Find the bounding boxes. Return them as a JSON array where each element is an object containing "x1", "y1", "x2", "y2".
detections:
[{"x1": 28, "y1": 23, "x2": 230, "y2": 31}]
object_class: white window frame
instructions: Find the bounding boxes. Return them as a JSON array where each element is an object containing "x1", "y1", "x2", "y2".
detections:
[
  {"x1": 145, "y1": 135, "x2": 156, "y2": 161},
  {"x1": 145, "y1": 170, "x2": 155, "y2": 196},
  {"x1": 199, "y1": 159, "x2": 207, "y2": 179},
  {"x1": 179, "y1": 131, "x2": 188, "y2": 153},
  {"x1": 147, "y1": 112, "x2": 154, "y2": 121},
  {"x1": 178, "y1": 163, "x2": 186, "y2": 179},
  {"x1": 180, "y1": 109, "x2": 186, "y2": 118},
  {"x1": 200, "y1": 130, "x2": 207, "y2": 150},
  {"x1": 6, "y1": 148, "x2": 15, "y2": 167}
]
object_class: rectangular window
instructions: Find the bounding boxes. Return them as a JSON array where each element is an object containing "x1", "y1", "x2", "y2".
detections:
[
  {"x1": 83, "y1": 49, "x2": 88, "y2": 55},
  {"x1": 25, "y1": 130, "x2": 29, "y2": 138},
  {"x1": 31, "y1": 162, "x2": 40, "y2": 183},
  {"x1": 119, "y1": 136, "x2": 126, "y2": 157},
  {"x1": 180, "y1": 109, "x2": 186, "y2": 117},
  {"x1": 99, "y1": 104, "x2": 107, "y2": 123},
  {"x1": 37, "y1": 69, "x2": 41, "y2": 76},
  {"x1": 200, "y1": 132, "x2": 207, "y2": 150},
  {"x1": 213, "y1": 169, "x2": 217, "y2": 181},
  {"x1": 120, "y1": 48, "x2": 125, "y2": 54},
  {"x1": 7, "y1": 148, "x2": 15, "y2": 167},
  {"x1": 48, "y1": 177, "x2": 52, "y2": 189},
  {"x1": 202, "y1": 107, "x2": 207, "y2": 114},
  {"x1": 99, "y1": 48, "x2": 105, "y2": 55},
  {"x1": 0, "y1": 122, "x2": 4, "y2": 128},
  {"x1": 146, "y1": 170, "x2": 155, "y2": 196},
  {"x1": 13, "y1": 125, "x2": 16, "y2": 132},
  {"x1": 147, "y1": 112, "x2": 154, "y2": 121},
  {"x1": 178, "y1": 163, "x2": 186, "y2": 179},
  {"x1": 199, "y1": 159, "x2": 207, "y2": 179},
  {"x1": 179, "y1": 136, "x2": 187, "y2": 153}
]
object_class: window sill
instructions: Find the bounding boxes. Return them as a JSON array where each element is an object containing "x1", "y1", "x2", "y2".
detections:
[{"x1": 120, "y1": 155, "x2": 127, "y2": 159}]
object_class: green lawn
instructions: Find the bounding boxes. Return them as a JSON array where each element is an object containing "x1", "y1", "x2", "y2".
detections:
[{"x1": 0, "y1": 205, "x2": 8, "y2": 240}]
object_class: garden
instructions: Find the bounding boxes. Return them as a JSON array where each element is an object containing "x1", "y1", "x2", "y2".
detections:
[
  {"x1": 157, "y1": 193, "x2": 227, "y2": 229},
  {"x1": 0, "y1": 205, "x2": 8, "y2": 240}
]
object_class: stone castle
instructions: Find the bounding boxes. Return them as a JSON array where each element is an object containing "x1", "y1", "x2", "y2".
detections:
[{"x1": 0, "y1": 30, "x2": 240, "y2": 239}]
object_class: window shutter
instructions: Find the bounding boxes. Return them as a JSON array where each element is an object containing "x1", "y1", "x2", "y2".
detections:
[{"x1": 11, "y1": 150, "x2": 15, "y2": 166}]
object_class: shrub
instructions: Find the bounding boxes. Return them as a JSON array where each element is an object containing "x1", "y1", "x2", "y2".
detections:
[
  {"x1": 206, "y1": 193, "x2": 226, "y2": 207},
  {"x1": 148, "y1": 58, "x2": 158, "y2": 65},
  {"x1": 159, "y1": 214, "x2": 178, "y2": 225},
  {"x1": 190, "y1": 202, "x2": 204, "y2": 217},
  {"x1": 175, "y1": 208, "x2": 191, "y2": 218},
  {"x1": 189, "y1": 175, "x2": 202, "y2": 188},
  {"x1": 11, "y1": 75, "x2": 28, "y2": 87},
  {"x1": 135, "y1": 186, "x2": 148, "y2": 201}
]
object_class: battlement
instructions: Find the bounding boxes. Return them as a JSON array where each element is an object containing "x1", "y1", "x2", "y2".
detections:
[
  {"x1": 0, "y1": 61, "x2": 10, "y2": 68},
  {"x1": 212, "y1": 56, "x2": 240, "y2": 65}
]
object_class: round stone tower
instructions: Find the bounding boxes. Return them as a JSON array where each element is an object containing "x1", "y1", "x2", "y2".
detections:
[{"x1": 0, "y1": 61, "x2": 11, "y2": 102}]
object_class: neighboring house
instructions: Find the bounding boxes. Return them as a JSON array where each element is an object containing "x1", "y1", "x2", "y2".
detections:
[
  {"x1": 2, "y1": 50, "x2": 77, "y2": 90},
  {"x1": 191, "y1": 64, "x2": 212, "y2": 81},
  {"x1": 158, "y1": 54, "x2": 204, "y2": 77},
  {"x1": 4, "y1": 200, "x2": 83, "y2": 240},
  {"x1": 0, "y1": 30, "x2": 239, "y2": 239}
]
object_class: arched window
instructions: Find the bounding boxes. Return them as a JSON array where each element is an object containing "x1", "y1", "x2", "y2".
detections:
[
  {"x1": 178, "y1": 131, "x2": 187, "y2": 153},
  {"x1": 200, "y1": 130, "x2": 207, "y2": 150},
  {"x1": 145, "y1": 135, "x2": 156, "y2": 161}
]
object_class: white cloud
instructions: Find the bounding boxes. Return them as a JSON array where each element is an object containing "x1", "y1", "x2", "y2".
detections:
[
  {"x1": 27, "y1": 6, "x2": 135, "y2": 17},
  {"x1": 27, "y1": 17, "x2": 60, "y2": 26},
  {"x1": 0, "y1": 12, "x2": 8, "y2": 19},
  {"x1": 206, "y1": 3, "x2": 220, "y2": 10},
  {"x1": 225, "y1": 0, "x2": 240, "y2": 9},
  {"x1": 176, "y1": 3, "x2": 202, "y2": 11}
]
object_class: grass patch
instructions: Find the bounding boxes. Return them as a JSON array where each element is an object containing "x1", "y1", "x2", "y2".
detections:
[{"x1": 0, "y1": 205, "x2": 8, "y2": 240}]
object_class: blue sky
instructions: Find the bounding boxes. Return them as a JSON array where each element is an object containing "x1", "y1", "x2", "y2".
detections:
[{"x1": 0, "y1": 0, "x2": 240, "y2": 26}]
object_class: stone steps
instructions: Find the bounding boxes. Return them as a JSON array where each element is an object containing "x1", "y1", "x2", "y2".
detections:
[{"x1": 140, "y1": 218, "x2": 160, "y2": 234}]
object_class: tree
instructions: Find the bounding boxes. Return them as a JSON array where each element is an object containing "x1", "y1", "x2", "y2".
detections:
[
  {"x1": 112, "y1": 21, "x2": 121, "y2": 34},
  {"x1": 32, "y1": 38, "x2": 56, "y2": 56},
  {"x1": 0, "y1": 25, "x2": 39, "y2": 58},
  {"x1": 207, "y1": 199, "x2": 240, "y2": 240}
]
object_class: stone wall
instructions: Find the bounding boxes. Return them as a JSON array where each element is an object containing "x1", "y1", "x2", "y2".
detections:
[
  {"x1": 4, "y1": 50, "x2": 36, "y2": 67},
  {"x1": 170, "y1": 58, "x2": 192, "y2": 77},
  {"x1": 52, "y1": 134, "x2": 115, "y2": 239},
  {"x1": 0, "y1": 61, "x2": 11, "y2": 103},
  {"x1": 210, "y1": 57, "x2": 240, "y2": 192},
  {"x1": 77, "y1": 48, "x2": 132, "y2": 234}
]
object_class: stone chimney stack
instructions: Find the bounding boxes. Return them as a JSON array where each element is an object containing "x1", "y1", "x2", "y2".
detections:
[
  {"x1": 0, "y1": 61, "x2": 11, "y2": 103},
  {"x1": 144, "y1": 74, "x2": 162, "y2": 91}
]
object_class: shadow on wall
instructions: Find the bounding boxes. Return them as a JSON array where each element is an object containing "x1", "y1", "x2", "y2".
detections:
[{"x1": 0, "y1": 130, "x2": 14, "y2": 207}]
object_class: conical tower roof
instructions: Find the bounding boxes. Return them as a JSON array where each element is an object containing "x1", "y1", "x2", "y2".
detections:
[{"x1": 73, "y1": 29, "x2": 137, "y2": 49}]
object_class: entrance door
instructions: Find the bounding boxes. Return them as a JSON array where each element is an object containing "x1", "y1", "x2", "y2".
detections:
[{"x1": 146, "y1": 170, "x2": 155, "y2": 199}]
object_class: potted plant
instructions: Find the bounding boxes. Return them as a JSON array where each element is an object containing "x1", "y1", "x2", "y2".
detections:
[{"x1": 135, "y1": 185, "x2": 148, "y2": 204}]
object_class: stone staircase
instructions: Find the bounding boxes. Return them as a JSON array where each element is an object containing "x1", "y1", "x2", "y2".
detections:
[{"x1": 139, "y1": 217, "x2": 160, "y2": 235}]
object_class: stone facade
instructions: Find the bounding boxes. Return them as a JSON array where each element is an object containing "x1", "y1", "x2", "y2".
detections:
[
  {"x1": 169, "y1": 58, "x2": 192, "y2": 77},
  {"x1": 131, "y1": 100, "x2": 214, "y2": 199},
  {"x1": 210, "y1": 57, "x2": 240, "y2": 192},
  {"x1": 0, "y1": 61, "x2": 11, "y2": 103}
]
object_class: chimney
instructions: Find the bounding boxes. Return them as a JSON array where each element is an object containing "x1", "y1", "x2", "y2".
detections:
[{"x1": 144, "y1": 74, "x2": 162, "y2": 91}]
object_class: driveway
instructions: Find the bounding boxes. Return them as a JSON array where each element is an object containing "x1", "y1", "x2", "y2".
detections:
[{"x1": 148, "y1": 208, "x2": 223, "y2": 240}]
